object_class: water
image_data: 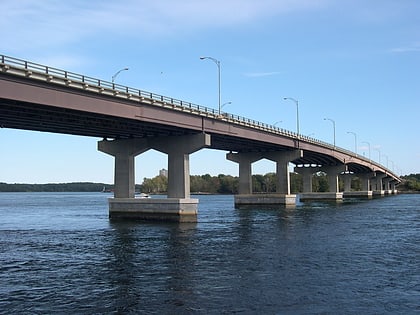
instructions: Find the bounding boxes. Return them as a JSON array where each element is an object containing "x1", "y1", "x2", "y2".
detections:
[{"x1": 0, "y1": 193, "x2": 419, "y2": 314}]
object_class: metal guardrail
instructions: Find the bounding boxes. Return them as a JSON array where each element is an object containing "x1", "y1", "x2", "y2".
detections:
[{"x1": 0, "y1": 54, "x2": 399, "y2": 179}]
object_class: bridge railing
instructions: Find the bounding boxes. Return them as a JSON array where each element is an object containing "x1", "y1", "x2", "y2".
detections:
[{"x1": 0, "y1": 54, "x2": 398, "y2": 179}]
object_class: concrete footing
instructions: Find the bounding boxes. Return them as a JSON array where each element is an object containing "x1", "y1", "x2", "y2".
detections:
[
  {"x1": 299, "y1": 192, "x2": 343, "y2": 201},
  {"x1": 343, "y1": 191, "x2": 373, "y2": 199},
  {"x1": 373, "y1": 190, "x2": 385, "y2": 197},
  {"x1": 109, "y1": 198, "x2": 198, "y2": 222},
  {"x1": 234, "y1": 194, "x2": 297, "y2": 206}
]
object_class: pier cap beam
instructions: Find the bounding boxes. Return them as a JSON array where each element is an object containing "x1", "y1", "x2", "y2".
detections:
[
  {"x1": 265, "y1": 150, "x2": 303, "y2": 194},
  {"x1": 151, "y1": 133, "x2": 211, "y2": 198},
  {"x1": 294, "y1": 165, "x2": 320, "y2": 193},
  {"x1": 226, "y1": 152, "x2": 264, "y2": 194},
  {"x1": 98, "y1": 138, "x2": 149, "y2": 198},
  {"x1": 320, "y1": 165, "x2": 347, "y2": 193}
]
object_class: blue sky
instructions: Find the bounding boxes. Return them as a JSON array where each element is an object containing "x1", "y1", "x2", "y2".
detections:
[{"x1": 1, "y1": 0, "x2": 419, "y2": 184}]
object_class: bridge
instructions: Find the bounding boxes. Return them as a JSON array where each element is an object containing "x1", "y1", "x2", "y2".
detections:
[{"x1": 0, "y1": 54, "x2": 400, "y2": 222}]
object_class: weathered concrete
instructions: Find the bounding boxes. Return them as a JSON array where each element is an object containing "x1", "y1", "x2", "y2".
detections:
[
  {"x1": 299, "y1": 192, "x2": 343, "y2": 201},
  {"x1": 98, "y1": 138, "x2": 149, "y2": 198},
  {"x1": 234, "y1": 194, "x2": 297, "y2": 206},
  {"x1": 320, "y1": 165, "x2": 347, "y2": 193},
  {"x1": 265, "y1": 150, "x2": 303, "y2": 195},
  {"x1": 99, "y1": 133, "x2": 210, "y2": 222},
  {"x1": 226, "y1": 152, "x2": 264, "y2": 195},
  {"x1": 294, "y1": 166, "x2": 320, "y2": 193},
  {"x1": 343, "y1": 191, "x2": 373, "y2": 199},
  {"x1": 340, "y1": 172, "x2": 353, "y2": 192},
  {"x1": 152, "y1": 133, "x2": 211, "y2": 198},
  {"x1": 373, "y1": 190, "x2": 385, "y2": 197},
  {"x1": 227, "y1": 150, "x2": 302, "y2": 205},
  {"x1": 374, "y1": 173, "x2": 387, "y2": 191},
  {"x1": 359, "y1": 173, "x2": 375, "y2": 191},
  {"x1": 109, "y1": 198, "x2": 198, "y2": 222}
]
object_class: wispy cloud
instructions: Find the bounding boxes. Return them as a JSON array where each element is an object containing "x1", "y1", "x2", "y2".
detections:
[
  {"x1": 390, "y1": 42, "x2": 420, "y2": 53},
  {"x1": 2, "y1": 0, "x2": 330, "y2": 51},
  {"x1": 243, "y1": 71, "x2": 283, "y2": 78}
]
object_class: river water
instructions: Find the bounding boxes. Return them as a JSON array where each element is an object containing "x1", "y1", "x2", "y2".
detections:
[{"x1": 0, "y1": 192, "x2": 418, "y2": 314}]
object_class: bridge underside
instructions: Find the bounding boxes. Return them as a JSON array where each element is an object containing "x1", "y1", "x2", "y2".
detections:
[{"x1": 0, "y1": 98, "x2": 336, "y2": 163}]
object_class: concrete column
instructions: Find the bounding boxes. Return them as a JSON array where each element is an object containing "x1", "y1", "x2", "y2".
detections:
[
  {"x1": 98, "y1": 138, "x2": 149, "y2": 198},
  {"x1": 321, "y1": 165, "x2": 347, "y2": 193},
  {"x1": 375, "y1": 173, "x2": 386, "y2": 191},
  {"x1": 152, "y1": 133, "x2": 211, "y2": 198},
  {"x1": 360, "y1": 173, "x2": 372, "y2": 191},
  {"x1": 265, "y1": 150, "x2": 303, "y2": 194},
  {"x1": 373, "y1": 173, "x2": 386, "y2": 196},
  {"x1": 294, "y1": 166, "x2": 320, "y2": 193},
  {"x1": 226, "y1": 152, "x2": 263, "y2": 194},
  {"x1": 341, "y1": 173, "x2": 353, "y2": 192},
  {"x1": 390, "y1": 181, "x2": 398, "y2": 194},
  {"x1": 383, "y1": 177, "x2": 392, "y2": 190}
]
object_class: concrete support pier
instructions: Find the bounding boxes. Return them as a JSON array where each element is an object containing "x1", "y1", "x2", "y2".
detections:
[
  {"x1": 372, "y1": 173, "x2": 386, "y2": 197},
  {"x1": 299, "y1": 165, "x2": 345, "y2": 201},
  {"x1": 98, "y1": 138, "x2": 149, "y2": 198},
  {"x1": 98, "y1": 133, "x2": 211, "y2": 222},
  {"x1": 294, "y1": 166, "x2": 320, "y2": 193},
  {"x1": 340, "y1": 172, "x2": 373, "y2": 199},
  {"x1": 228, "y1": 150, "x2": 302, "y2": 206}
]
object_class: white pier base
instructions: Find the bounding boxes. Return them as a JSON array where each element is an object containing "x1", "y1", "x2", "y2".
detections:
[
  {"x1": 109, "y1": 198, "x2": 198, "y2": 222},
  {"x1": 234, "y1": 194, "x2": 297, "y2": 206}
]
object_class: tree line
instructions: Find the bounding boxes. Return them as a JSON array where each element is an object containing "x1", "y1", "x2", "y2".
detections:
[
  {"x1": 0, "y1": 173, "x2": 418, "y2": 193},
  {"x1": 141, "y1": 172, "x2": 361, "y2": 194},
  {"x1": 0, "y1": 182, "x2": 109, "y2": 192}
]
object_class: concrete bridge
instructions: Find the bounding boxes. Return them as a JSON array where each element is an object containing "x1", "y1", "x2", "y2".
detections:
[{"x1": 0, "y1": 55, "x2": 401, "y2": 221}]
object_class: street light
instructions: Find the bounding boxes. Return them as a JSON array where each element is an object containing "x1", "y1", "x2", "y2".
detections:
[
  {"x1": 362, "y1": 141, "x2": 371, "y2": 160},
  {"x1": 374, "y1": 148, "x2": 381, "y2": 164},
  {"x1": 283, "y1": 97, "x2": 300, "y2": 136},
  {"x1": 324, "y1": 118, "x2": 336, "y2": 148},
  {"x1": 347, "y1": 131, "x2": 357, "y2": 154},
  {"x1": 112, "y1": 67, "x2": 129, "y2": 83},
  {"x1": 200, "y1": 56, "x2": 221, "y2": 115},
  {"x1": 221, "y1": 101, "x2": 232, "y2": 110},
  {"x1": 383, "y1": 154, "x2": 389, "y2": 168}
]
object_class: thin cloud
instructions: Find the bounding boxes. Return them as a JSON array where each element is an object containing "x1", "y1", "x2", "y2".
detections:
[
  {"x1": 390, "y1": 42, "x2": 420, "y2": 53},
  {"x1": 2, "y1": 0, "x2": 331, "y2": 51},
  {"x1": 243, "y1": 71, "x2": 283, "y2": 78}
]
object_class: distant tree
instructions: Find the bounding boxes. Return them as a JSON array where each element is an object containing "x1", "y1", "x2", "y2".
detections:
[
  {"x1": 217, "y1": 174, "x2": 238, "y2": 194},
  {"x1": 290, "y1": 173, "x2": 303, "y2": 193},
  {"x1": 313, "y1": 172, "x2": 329, "y2": 192}
]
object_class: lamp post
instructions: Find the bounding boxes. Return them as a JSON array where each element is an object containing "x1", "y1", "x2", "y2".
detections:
[
  {"x1": 200, "y1": 56, "x2": 221, "y2": 115},
  {"x1": 362, "y1": 141, "x2": 371, "y2": 160},
  {"x1": 324, "y1": 118, "x2": 336, "y2": 148},
  {"x1": 283, "y1": 97, "x2": 300, "y2": 136},
  {"x1": 373, "y1": 148, "x2": 381, "y2": 164},
  {"x1": 383, "y1": 154, "x2": 389, "y2": 168},
  {"x1": 112, "y1": 67, "x2": 129, "y2": 83},
  {"x1": 221, "y1": 101, "x2": 231, "y2": 110},
  {"x1": 347, "y1": 131, "x2": 357, "y2": 154}
]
